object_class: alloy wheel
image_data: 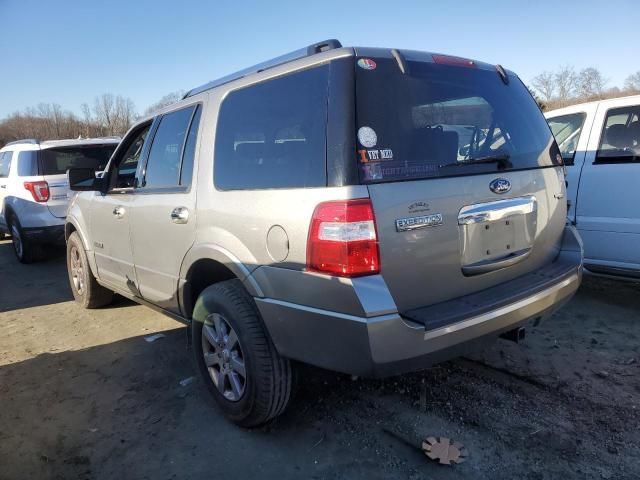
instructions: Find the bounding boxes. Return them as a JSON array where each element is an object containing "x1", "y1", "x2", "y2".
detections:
[
  {"x1": 69, "y1": 245, "x2": 85, "y2": 295},
  {"x1": 201, "y1": 313, "x2": 247, "y2": 402}
]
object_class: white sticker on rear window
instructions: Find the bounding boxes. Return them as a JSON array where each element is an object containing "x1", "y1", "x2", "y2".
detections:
[{"x1": 357, "y1": 126, "x2": 377, "y2": 148}]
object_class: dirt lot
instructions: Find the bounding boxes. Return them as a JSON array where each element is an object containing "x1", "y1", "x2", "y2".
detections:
[{"x1": 0, "y1": 239, "x2": 639, "y2": 480}]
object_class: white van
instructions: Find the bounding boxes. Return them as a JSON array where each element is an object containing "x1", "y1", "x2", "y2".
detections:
[{"x1": 546, "y1": 95, "x2": 640, "y2": 279}]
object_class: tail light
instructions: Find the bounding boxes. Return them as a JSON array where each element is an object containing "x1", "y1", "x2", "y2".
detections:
[
  {"x1": 306, "y1": 199, "x2": 380, "y2": 277},
  {"x1": 24, "y1": 181, "x2": 50, "y2": 202}
]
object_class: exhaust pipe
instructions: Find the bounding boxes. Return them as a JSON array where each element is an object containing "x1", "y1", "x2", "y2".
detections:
[{"x1": 500, "y1": 327, "x2": 525, "y2": 343}]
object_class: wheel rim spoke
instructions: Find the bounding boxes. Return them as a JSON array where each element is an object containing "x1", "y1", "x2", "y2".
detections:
[
  {"x1": 202, "y1": 324, "x2": 218, "y2": 348},
  {"x1": 215, "y1": 370, "x2": 227, "y2": 394},
  {"x1": 203, "y1": 351, "x2": 218, "y2": 367},
  {"x1": 226, "y1": 330, "x2": 238, "y2": 349},
  {"x1": 230, "y1": 355, "x2": 245, "y2": 378},
  {"x1": 229, "y1": 372, "x2": 243, "y2": 399},
  {"x1": 213, "y1": 314, "x2": 226, "y2": 340}
]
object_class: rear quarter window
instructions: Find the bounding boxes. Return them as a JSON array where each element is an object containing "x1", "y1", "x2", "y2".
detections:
[
  {"x1": 214, "y1": 64, "x2": 329, "y2": 190},
  {"x1": 17, "y1": 151, "x2": 39, "y2": 177}
]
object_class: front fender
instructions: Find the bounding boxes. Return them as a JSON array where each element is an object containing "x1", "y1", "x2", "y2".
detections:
[{"x1": 66, "y1": 194, "x2": 98, "y2": 277}]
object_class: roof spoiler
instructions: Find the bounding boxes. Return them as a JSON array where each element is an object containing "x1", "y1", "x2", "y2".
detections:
[
  {"x1": 4, "y1": 138, "x2": 39, "y2": 146},
  {"x1": 183, "y1": 39, "x2": 342, "y2": 99}
]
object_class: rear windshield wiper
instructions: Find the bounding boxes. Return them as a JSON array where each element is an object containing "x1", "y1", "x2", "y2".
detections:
[{"x1": 440, "y1": 154, "x2": 512, "y2": 168}]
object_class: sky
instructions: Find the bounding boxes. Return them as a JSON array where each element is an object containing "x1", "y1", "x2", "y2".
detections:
[{"x1": 0, "y1": 0, "x2": 638, "y2": 118}]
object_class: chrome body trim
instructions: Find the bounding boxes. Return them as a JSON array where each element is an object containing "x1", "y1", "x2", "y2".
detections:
[{"x1": 458, "y1": 195, "x2": 537, "y2": 225}]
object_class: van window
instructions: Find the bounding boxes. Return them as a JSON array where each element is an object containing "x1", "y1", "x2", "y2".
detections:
[
  {"x1": 144, "y1": 107, "x2": 194, "y2": 188},
  {"x1": 595, "y1": 106, "x2": 640, "y2": 164},
  {"x1": 547, "y1": 112, "x2": 587, "y2": 165},
  {"x1": 0, "y1": 152, "x2": 12, "y2": 177},
  {"x1": 355, "y1": 58, "x2": 559, "y2": 183},
  {"x1": 39, "y1": 145, "x2": 116, "y2": 175},
  {"x1": 214, "y1": 65, "x2": 329, "y2": 190}
]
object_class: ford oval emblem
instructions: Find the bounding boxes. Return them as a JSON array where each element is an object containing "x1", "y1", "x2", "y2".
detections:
[{"x1": 490, "y1": 178, "x2": 511, "y2": 194}]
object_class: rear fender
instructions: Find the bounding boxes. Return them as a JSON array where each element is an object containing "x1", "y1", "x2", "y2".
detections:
[{"x1": 178, "y1": 243, "x2": 263, "y2": 315}]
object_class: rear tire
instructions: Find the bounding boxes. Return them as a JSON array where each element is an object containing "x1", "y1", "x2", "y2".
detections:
[
  {"x1": 67, "y1": 231, "x2": 113, "y2": 308},
  {"x1": 8, "y1": 215, "x2": 43, "y2": 263},
  {"x1": 192, "y1": 279, "x2": 293, "y2": 427}
]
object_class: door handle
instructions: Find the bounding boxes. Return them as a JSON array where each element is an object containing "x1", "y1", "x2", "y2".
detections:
[
  {"x1": 171, "y1": 207, "x2": 189, "y2": 224},
  {"x1": 0, "y1": 185, "x2": 6, "y2": 189},
  {"x1": 113, "y1": 206, "x2": 126, "y2": 219}
]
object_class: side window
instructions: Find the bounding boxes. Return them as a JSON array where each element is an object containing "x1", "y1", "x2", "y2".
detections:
[
  {"x1": 143, "y1": 106, "x2": 195, "y2": 189},
  {"x1": 595, "y1": 105, "x2": 640, "y2": 164},
  {"x1": 17, "y1": 151, "x2": 39, "y2": 176},
  {"x1": 547, "y1": 113, "x2": 587, "y2": 166},
  {"x1": 214, "y1": 65, "x2": 329, "y2": 190},
  {"x1": 0, "y1": 152, "x2": 12, "y2": 178},
  {"x1": 179, "y1": 105, "x2": 202, "y2": 187},
  {"x1": 113, "y1": 124, "x2": 151, "y2": 189}
]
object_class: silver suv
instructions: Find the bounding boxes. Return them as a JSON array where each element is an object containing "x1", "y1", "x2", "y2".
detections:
[
  {"x1": 65, "y1": 40, "x2": 583, "y2": 427},
  {"x1": 0, "y1": 138, "x2": 119, "y2": 262}
]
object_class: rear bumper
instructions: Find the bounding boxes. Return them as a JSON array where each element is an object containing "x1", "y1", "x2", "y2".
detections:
[
  {"x1": 256, "y1": 226, "x2": 583, "y2": 377},
  {"x1": 3, "y1": 196, "x2": 64, "y2": 229},
  {"x1": 22, "y1": 224, "x2": 65, "y2": 244}
]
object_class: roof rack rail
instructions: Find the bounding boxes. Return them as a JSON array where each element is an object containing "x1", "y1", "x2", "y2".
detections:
[
  {"x1": 183, "y1": 39, "x2": 342, "y2": 99},
  {"x1": 4, "y1": 138, "x2": 39, "y2": 147}
]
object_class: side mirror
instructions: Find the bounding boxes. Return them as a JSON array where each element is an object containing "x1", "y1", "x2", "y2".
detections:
[{"x1": 68, "y1": 168, "x2": 105, "y2": 192}]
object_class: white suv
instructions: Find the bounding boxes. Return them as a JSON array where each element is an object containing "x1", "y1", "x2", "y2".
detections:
[{"x1": 0, "y1": 138, "x2": 119, "y2": 262}]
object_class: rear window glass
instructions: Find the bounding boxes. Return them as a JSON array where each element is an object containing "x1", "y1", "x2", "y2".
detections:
[
  {"x1": 547, "y1": 112, "x2": 587, "y2": 165},
  {"x1": 40, "y1": 144, "x2": 117, "y2": 175},
  {"x1": 355, "y1": 58, "x2": 559, "y2": 183},
  {"x1": 214, "y1": 65, "x2": 329, "y2": 190},
  {"x1": 596, "y1": 106, "x2": 640, "y2": 164}
]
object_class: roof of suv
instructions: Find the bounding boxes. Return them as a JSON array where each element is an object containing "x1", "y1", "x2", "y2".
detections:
[
  {"x1": 133, "y1": 39, "x2": 514, "y2": 130},
  {"x1": 1, "y1": 137, "x2": 120, "y2": 151},
  {"x1": 183, "y1": 40, "x2": 510, "y2": 100},
  {"x1": 545, "y1": 94, "x2": 640, "y2": 117}
]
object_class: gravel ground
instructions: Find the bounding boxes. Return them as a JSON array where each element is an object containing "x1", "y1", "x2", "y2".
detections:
[{"x1": 0, "y1": 239, "x2": 639, "y2": 479}]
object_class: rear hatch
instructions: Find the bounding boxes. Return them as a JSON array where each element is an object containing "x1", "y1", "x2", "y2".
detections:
[
  {"x1": 354, "y1": 50, "x2": 566, "y2": 312},
  {"x1": 39, "y1": 143, "x2": 116, "y2": 218}
]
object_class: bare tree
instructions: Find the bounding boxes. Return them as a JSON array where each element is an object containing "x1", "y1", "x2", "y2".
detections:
[
  {"x1": 531, "y1": 71, "x2": 556, "y2": 102},
  {"x1": 144, "y1": 91, "x2": 185, "y2": 116},
  {"x1": 554, "y1": 65, "x2": 578, "y2": 102},
  {"x1": 113, "y1": 96, "x2": 136, "y2": 136},
  {"x1": 93, "y1": 94, "x2": 116, "y2": 134},
  {"x1": 577, "y1": 68, "x2": 607, "y2": 98},
  {"x1": 0, "y1": 93, "x2": 137, "y2": 146},
  {"x1": 624, "y1": 71, "x2": 640, "y2": 93},
  {"x1": 92, "y1": 94, "x2": 136, "y2": 136}
]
